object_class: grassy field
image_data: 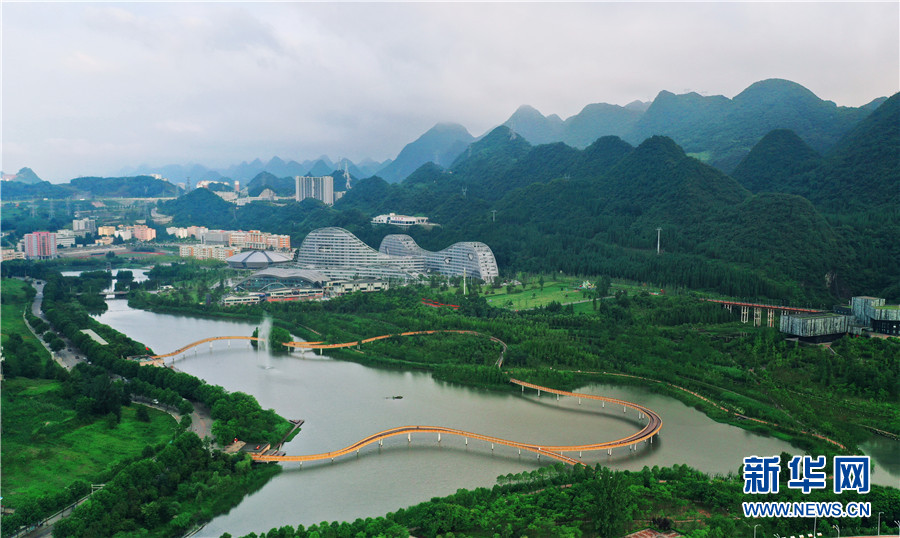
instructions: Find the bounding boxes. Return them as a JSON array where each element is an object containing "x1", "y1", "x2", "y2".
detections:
[
  {"x1": 0, "y1": 378, "x2": 179, "y2": 509},
  {"x1": 1, "y1": 278, "x2": 46, "y2": 351},
  {"x1": 478, "y1": 277, "x2": 666, "y2": 311}
]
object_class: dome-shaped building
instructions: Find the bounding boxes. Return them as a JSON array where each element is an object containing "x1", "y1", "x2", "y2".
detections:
[{"x1": 225, "y1": 250, "x2": 292, "y2": 270}]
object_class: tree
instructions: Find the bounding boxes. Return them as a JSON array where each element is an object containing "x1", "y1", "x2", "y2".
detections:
[{"x1": 587, "y1": 467, "x2": 632, "y2": 537}]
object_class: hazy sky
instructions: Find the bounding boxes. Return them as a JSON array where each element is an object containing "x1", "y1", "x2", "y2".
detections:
[{"x1": 3, "y1": 2, "x2": 898, "y2": 182}]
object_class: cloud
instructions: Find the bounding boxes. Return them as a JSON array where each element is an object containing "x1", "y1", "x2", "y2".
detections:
[
  {"x1": 2, "y1": 2, "x2": 897, "y2": 181},
  {"x1": 154, "y1": 120, "x2": 204, "y2": 135}
]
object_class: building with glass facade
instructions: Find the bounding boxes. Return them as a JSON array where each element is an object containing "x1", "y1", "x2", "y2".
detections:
[{"x1": 294, "y1": 227, "x2": 499, "y2": 281}]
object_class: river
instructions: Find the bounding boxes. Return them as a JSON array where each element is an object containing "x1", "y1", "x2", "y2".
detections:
[{"x1": 92, "y1": 299, "x2": 898, "y2": 536}]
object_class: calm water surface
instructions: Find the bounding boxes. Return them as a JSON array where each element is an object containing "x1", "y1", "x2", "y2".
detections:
[{"x1": 94, "y1": 300, "x2": 899, "y2": 536}]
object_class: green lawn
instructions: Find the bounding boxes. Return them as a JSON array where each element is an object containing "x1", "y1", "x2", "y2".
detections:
[
  {"x1": 479, "y1": 278, "x2": 665, "y2": 311},
  {"x1": 0, "y1": 378, "x2": 179, "y2": 509},
  {"x1": 1, "y1": 279, "x2": 43, "y2": 343}
]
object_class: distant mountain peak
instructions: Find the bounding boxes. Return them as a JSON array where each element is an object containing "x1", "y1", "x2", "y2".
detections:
[
  {"x1": 375, "y1": 122, "x2": 474, "y2": 183},
  {"x1": 734, "y1": 78, "x2": 822, "y2": 104},
  {"x1": 11, "y1": 167, "x2": 43, "y2": 184}
]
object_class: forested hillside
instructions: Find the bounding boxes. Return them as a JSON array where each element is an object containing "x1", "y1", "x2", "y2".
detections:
[
  {"x1": 495, "y1": 79, "x2": 879, "y2": 173},
  {"x1": 153, "y1": 95, "x2": 898, "y2": 303}
]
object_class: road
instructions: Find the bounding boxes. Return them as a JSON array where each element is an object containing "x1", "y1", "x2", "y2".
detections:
[{"x1": 27, "y1": 280, "x2": 86, "y2": 372}]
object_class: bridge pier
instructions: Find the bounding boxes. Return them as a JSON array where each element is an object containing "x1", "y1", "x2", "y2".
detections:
[
  {"x1": 741, "y1": 306, "x2": 749, "y2": 323},
  {"x1": 754, "y1": 307, "x2": 762, "y2": 327},
  {"x1": 407, "y1": 433, "x2": 411, "y2": 443},
  {"x1": 379, "y1": 439, "x2": 383, "y2": 446},
  {"x1": 556, "y1": 394, "x2": 559, "y2": 401},
  {"x1": 768, "y1": 309, "x2": 775, "y2": 327},
  {"x1": 491, "y1": 443, "x2": 494, "y2": 451},
  {"x1": 465, "y1": 438, "x2": 468, "y2": 445},
  {"x1": 602, "y1": 401, "x2": 605, "y2": 408},
  {"x1": 578, "y1": 398, "x2": 581, "y2": 405},
  {"x1": 437, "y1": 433, "x2": 441, "y2": 443}
]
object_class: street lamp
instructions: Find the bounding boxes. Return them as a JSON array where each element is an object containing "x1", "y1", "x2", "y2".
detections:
[
  {"x1": 753, "y1": 524, "x2": 760, "y2": 538},
  {"x1": 832, "y1": 524, "x2": 839, "y2": 538},
  {"x1": 877, "y1": 511, "x2": 883, "y2": 535}
]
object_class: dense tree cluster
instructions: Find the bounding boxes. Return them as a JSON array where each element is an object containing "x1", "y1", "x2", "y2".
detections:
[
  {"x1": 52, "y1": 433, "x2": 279, "y2": 537},
  {"x1": 242, "y1": 463, "x2": 900, "y2": 538}
]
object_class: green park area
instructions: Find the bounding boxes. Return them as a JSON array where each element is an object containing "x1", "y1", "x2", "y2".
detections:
[
  {"x1": 1, "y1": 379, "x2": 179, "y2": 509},
  {"x1": 1, "y1": 277, "x2": 179, "y2": 511},
  {"x1": 480, "y1": 276, "x2": 663, "y2": 311},
  {"x1": 1, "y1": 279, "x2": 46, "y2": 355}
]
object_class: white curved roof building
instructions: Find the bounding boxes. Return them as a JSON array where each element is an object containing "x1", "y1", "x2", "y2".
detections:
[
  {"x1": 225, "y1": 250, "x2": 292, "y2": 270},
  {"x1": 295, "y1": 227, "x2": 499, "y2": 281},
  {"x1": 381, "y1": 234, "x2": 499, "y2": 281}
]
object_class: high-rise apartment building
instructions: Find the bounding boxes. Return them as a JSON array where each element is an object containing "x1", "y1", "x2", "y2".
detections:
[
  {"x1": 24, "y1": 232, "x2": 58, "y2": 259},
  {"x1": 72, "y1": 218, "x2": 97, "y2": 236},
  {"x1": 295, "y1": 176, "x2": 334, "y2": 205}
]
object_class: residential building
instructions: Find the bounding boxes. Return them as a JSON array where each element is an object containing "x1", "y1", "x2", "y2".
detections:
[
  {"x1": 56, "y1": 229, "x2": 77, "y2": 248},
  {"x1": 72, "y1": 218, "x2": 97, "y2": 236},
  {"x1": 2, "y1": 248, "x2": 25, "y2": 261},
  {"x1": 23, "y1": 232, "x2": 57, "y2": 259},
  {"x1": 179, "y1": 244, "x2": 239, "y2": 261},
  {"x1": 132, "y1": 224, "x2": 157, "y2": 241},
  {"x1": 295, "y1": 176, "x2": 334, "y2": 205},
  {"x1": 98, "y1": 226, "x2": 117, "y2": 236}
]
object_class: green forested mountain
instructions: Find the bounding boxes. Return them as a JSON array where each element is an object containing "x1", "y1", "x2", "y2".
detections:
[
  {"x1": 8, "y1": 167, "x2": 43, "y2": 184},
  {"x1": 488, "y1": 79, "x2": 879, "y2": 179},
  {"x1": 246, "y1": 172, "x2": 295, "y2": 196},
  {"x1": 628, "y1": 79, "x2": 874, "y2": 172},
  {"x1": 0, "y1": 180, "x2": 72, "y2": 200},
  {"x1": 334, "y1": 132, "x2": 859, "y2": 302},
  {"x1": 732, "y1": 93, "x2": 899, "y2": 211},
  {"x1": 730, "y1": 129, "x2": 822, "y2": 193},
  {"x1": 67, "y1": 176, "x2": 180, "y2": 198},
  {"x1": 376, "y1": 123, "x2": 475, "y2": 183},
  {"x1": 157, "y1": 94, "x2": 897, "y2": 302},
  {"x1": 0, "y1": 175, "x2": 180, "y2": 201},
  {"x1": 502, "y1": 105, "x2": 565, "y2": 145},
  {"x1": 808, "y1": 92, "x2": 900, "y2": 211}
]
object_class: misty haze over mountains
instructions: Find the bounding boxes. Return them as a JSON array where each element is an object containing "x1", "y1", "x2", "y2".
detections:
[{"x1": 93, "y1": 78, "x2": 887, "y2": 186}]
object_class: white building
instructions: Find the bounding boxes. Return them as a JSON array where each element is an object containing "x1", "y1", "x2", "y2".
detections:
[
  {"x1": 72, "y1": 218, "x2": 97, "y2": 236},
  {"x1": 56, "y1": 229, "x2": 77, "y2": 248},
  {"x1": 372, "y1": 213, "x2": 430, "y2": 227},
  {"x1": 295, "y1": 176, "x2": 334, "y2": 205}
]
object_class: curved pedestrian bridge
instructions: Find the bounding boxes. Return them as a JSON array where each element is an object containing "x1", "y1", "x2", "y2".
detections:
[{"x1": 143, "y1": 332, "x2": 662, "y2": 465}]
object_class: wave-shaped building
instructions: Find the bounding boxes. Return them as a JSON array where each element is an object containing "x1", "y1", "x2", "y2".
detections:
[
  {"x1": 380, "y1": 234, "x2": 499, "y2": 281},
  {"x1": 294, "y1": 227, "x2": 498, "y2": 281}
]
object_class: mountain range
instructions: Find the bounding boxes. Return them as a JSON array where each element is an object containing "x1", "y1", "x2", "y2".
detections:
[
  {"x1": 8, "y1": 78, "x2": 887, "y2": 189},
  {"x1": 333, "y1": 91, "x2": 898, "y2": 302}
]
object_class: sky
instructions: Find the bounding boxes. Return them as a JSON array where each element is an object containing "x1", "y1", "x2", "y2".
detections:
[{"x1": 2, "y1": 2, "x2": 898, "y2": 183}]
